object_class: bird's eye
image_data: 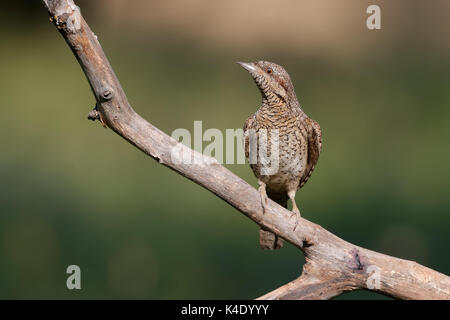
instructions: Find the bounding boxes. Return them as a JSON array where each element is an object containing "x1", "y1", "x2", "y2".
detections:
[{"x1": 267, "y1": 68, "x2": 273, "y2": 74}]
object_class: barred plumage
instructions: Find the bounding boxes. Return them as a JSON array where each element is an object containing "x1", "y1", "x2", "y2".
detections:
[{"x1": 239, "y1": 61, "x2": 322, "y2": 250}]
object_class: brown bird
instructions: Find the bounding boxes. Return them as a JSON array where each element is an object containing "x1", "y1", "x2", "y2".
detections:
[{"x1": 239, "y1": 61, "x2": 322, "y2": 250}]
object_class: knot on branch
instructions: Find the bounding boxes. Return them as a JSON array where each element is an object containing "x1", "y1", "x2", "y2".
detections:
[
  {"x1": 101, "y1": 89, "x2": 113, "y2": 101},
  {"x1": 87, "y1": 109, "x2": 100, "y2": 121},
  {"x1": 98, "y1": 83, "x2": 114, "y2": 102},
  {"x1": 351, "y1": 249, "x2": 365, "y2": 273},
  {"x1": 47, "y1": 0, "x2": 81, "y2": 34},
  {"x1": 87, "y1": 104, "x2": 107, "y2": 128}
]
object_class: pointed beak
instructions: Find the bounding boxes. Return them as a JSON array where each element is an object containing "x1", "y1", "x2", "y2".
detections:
[{"x1": 237, "y1": 61, "x2": 257, "y2": 73}]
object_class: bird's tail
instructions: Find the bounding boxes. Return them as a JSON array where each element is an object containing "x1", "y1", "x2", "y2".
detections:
[{"x1": 259, "y1": 190, "x2": 287, "y2": 250}]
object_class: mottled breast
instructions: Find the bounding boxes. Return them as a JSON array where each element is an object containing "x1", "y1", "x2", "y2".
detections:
[{"x1": 244, "y1": 110, "x2": 309, "y2": 193}]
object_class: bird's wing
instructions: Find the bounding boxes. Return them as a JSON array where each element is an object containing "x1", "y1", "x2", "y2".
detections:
[
  {"x1": 299, "y1": 119, "x2": 322, "y2": 188},
  {"x1": 243, "y1": 114, "x2": 257, "y2": 159}
]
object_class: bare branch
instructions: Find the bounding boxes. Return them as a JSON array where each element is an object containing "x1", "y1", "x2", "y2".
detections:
[
  {"x1": 42, "y1": 0, "x2": 450, "y2": 300},
  {"x1": 257, "y1": 273, "x2": 351, "y2": 300}
]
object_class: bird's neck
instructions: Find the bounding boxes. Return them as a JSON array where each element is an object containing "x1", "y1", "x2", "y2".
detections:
[
  {"x1": 286, "y1": 88, "x2": 303, "y2": 111},
  {"x1": 260, "y1": 91, "x2": 304, "y2": 116}
]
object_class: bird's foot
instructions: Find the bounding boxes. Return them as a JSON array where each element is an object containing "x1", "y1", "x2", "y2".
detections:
[
  {"x1": 258, "y1": 181, "x2": 268, "y2": 214},
  {"x1": 290, "y1": 207, "x2": 301, "y2": 231}
]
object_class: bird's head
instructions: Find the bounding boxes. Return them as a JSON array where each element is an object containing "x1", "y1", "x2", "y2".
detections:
[{"x1": 238, "y1": 61, "x2": 296, "y2": 104}]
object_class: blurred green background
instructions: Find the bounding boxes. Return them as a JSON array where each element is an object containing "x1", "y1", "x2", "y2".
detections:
[{"x1": 0, "y1": 0, "x2": 449, "y2": 299}]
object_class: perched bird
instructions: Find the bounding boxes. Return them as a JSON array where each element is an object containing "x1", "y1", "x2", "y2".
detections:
[{"x1": 239, "y1": 61, "x2": 322, "y2": 250}]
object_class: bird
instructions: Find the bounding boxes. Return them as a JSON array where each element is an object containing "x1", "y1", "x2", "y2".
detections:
[{"x1": 239, "y1": 61, "x2": 322, "y2": 250}]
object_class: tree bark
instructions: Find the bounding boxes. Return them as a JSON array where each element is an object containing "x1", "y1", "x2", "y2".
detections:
[{"x1": 42, "y1": 0, "x2": 450, "y2": 300}]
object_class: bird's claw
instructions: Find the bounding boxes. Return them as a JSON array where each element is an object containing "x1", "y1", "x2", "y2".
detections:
[
  {"x1": 258, "y1": 181, "x2": 268, "y2": 214},
  {"x1": 290, "y1": 208, "x2": 301, "y2": 231}
]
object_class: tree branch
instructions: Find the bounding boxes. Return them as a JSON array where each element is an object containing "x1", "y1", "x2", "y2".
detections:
[{"x1": 42, "y1": 0, "x2": 450, "y2": 300}]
